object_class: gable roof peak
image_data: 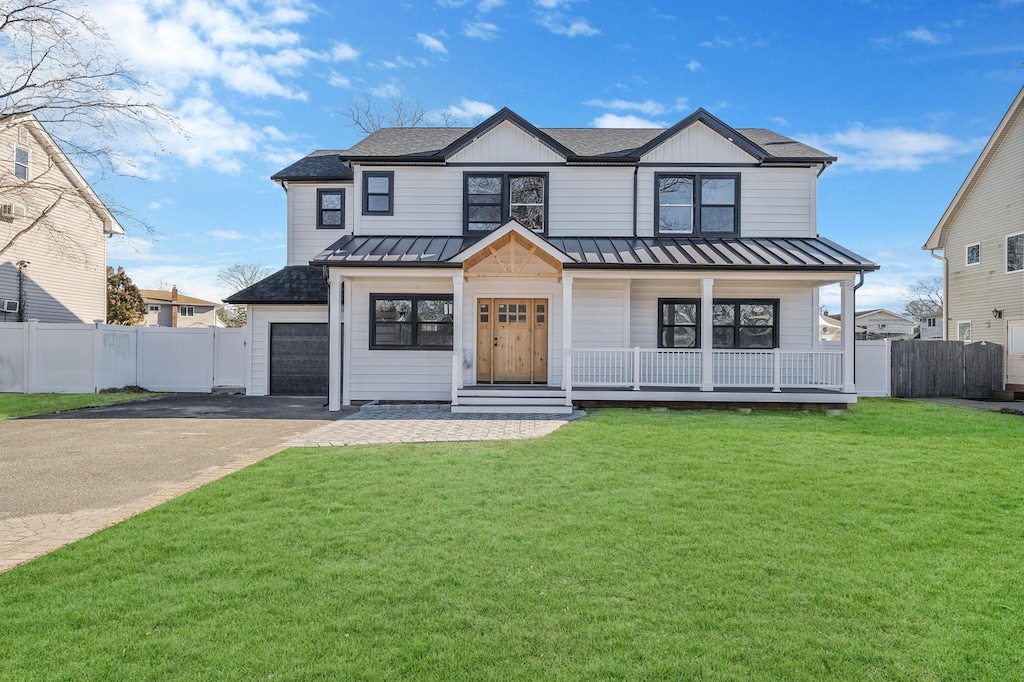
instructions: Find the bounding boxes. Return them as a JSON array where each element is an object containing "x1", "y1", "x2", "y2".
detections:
[{"x1": 439, "y1": 107, "x2": 575, "y2": 159}]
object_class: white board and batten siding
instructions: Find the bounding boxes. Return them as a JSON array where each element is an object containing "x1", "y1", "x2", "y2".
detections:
[
  {"x1": 287, "y1": 182, "x2": 354, "y2": 266},
  {"x1": 247, "y1": 304, "x2": 329, "y2": 396},
  {"x1": 942, "y1": 104, "x2": 1024, "y2": 344},
  {"x1": 447, "y1": 121, "x2": 564, "y2": 164},
  {"x1": 640, "y1": 122, "x2": 758, "y2": 165}
]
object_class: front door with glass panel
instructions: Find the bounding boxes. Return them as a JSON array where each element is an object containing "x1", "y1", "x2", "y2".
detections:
[
  {"x1": 476, "y1": 298, "x2": 548, "y2": 383},
  {"x1": 1008, "y1": 321, "x2": 1024, "y2": 386}
]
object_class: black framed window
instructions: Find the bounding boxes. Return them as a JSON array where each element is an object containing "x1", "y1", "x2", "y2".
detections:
[
  {"x1": 317, "y1": 189, "x2": 344, "y2": 229},
  {"x1": 370, "y1": 294, "x2": 454, "y2": 350},
  {"x1": 656, "y1": 173, "x2": 739, "y2": 236},
  {"x1": 14, "y1": 147, "x2": 28, "y2": 180},
  {"x1": 363, "y1": 171, "x2": 394, "y2": 215},
  {"x1": 658, "y1": 298, "x2": 778, "y2": 349},
  {"x1": 179, "y1": 305, "x2": 195, "y2": 317},
  {"x1": 464, "y1": 172, "x2": 547, "y2": 234},
  {"x1": 966, "y1": 243, "x2": 980, "y2": 265},
  {"x1": 658, "y1": 299, "x2": 700, "y2": 348}
]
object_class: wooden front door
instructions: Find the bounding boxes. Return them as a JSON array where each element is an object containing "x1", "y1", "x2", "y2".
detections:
[{"x1": 476, "y1": 298, "x2": 548, "y2": 383}]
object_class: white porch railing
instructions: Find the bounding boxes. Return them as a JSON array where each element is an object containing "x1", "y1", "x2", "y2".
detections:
[{"x1": 569, "y1": 348, "x2": 843, "y2": 392}]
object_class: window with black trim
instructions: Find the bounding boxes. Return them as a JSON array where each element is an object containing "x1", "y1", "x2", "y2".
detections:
[
  {"x1": 966, "y1": 243, "x2": 980, "y2": 266},
  {"x1": 465, "y1": 173, "x2": 547, "y2": 233},
  {"x1": 317, "y1": 189, "x2": 344, "y2": 229},
  {"x1": 14, "y1": 147, "x2": 28, "y2": 180},
  {"x1": 370, "y1": 294, "x2": 454, "y2": 350},
  {"x1": 363, "y1": 171, "x2": 394, "y2": 215},
  {"x1": 179, "y1": 305, "x2": 195, "y2": 317},
  {"x1": 1008, "y1": 234, "x2": 1024, "y2": 272},
  {"x1": 658, "y1": 298, "x2": 778, "y2": 349},
  {"x1": 658, "y1": 299, "x2": 700, "y2": 348},
  {"x1": 656, "y1": 173, "x2": 739, "y2": 235},
  {"x1": 148, "y1": 304, "x2": 160, "y2": 314}
]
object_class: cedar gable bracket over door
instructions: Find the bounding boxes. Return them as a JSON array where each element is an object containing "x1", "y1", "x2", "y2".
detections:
[{"x1": 476, "y1": 298, "x2": 548, "y2": 384}]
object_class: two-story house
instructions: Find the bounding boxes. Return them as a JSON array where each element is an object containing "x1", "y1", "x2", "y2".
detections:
[
  {"x1": 228, "y1": 108, "x2": 877, "y2": 411},
  {"x1": 1, "y1": 115, "x2": 122, "y2": 323},
  {"x1": 924, "y1": 84, "x2": 1024, "y2": 391}
]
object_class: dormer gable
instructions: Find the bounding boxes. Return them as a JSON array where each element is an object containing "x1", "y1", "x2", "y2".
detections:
[
  {"x1": 442, "y1": 108, "x2": 572, "y2": 163},
  {"x1": 638, "y1": 108, "x2": 767, "y2": 164}
]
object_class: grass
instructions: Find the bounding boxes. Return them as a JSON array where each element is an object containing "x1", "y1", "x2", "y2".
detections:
[
  {"x1": 2, "y1": 399, "x2": 1023, "y2": 680},
  {"x1": 0, "y1": 392, "x2": 152, "y2": 420}
]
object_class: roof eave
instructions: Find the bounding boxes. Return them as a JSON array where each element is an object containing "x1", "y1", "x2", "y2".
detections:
[
  {"x1": 438, "y1": 107, "x2": 574, "y2": 160},
  {"x1": 635, "y1": 108, "x2": 769, "y2": 161}
]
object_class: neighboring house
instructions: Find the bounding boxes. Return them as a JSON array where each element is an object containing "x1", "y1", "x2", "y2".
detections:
[
  {"x1": 0, "y1": 115, "x2": 122, "y2": 323},
  {"x1": 924, "y1": 83, "x2": 1024, "y2": 389},
  {"x1": 228, "y1": 107, "x2": 878, "y2": 411},
  {"x1": 920, "y1": 314, "x2": 943, "y2": 340},
  {"x1": 140, "y1": 287, "x2": 220, "y2": 327},
  {"x1": 831, "y1": 309, "x2": 919, "y2": 340},
  {"x1": 819, "y1": 314, "x2": 865, "y2": 342}
]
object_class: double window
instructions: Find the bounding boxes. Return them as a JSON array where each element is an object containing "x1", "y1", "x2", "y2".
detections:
[
  {"x1": 363, "y1": 171, "x2": 394, "y2": 216},
  {"x1": 179, "y1": 306, "x2": 195, "y2": 317},
  {"x1": 465, "y1": 173, "x2": 547, "y2": 234},
  {"x1": 148, "y1": 304, "x2": 160, "y2": 314},
  {"x1": 655, "y1": 173, "x2": 739, "y2": 236},
  {"x1": 658, "y1": 298, "x2": 778, "y2": 349},
  {"x1": 317, "y1": 189, "x2": 344, "y2": 229},
  {"x1": 1008, "y1": 234, "x2": 1024, "y2": 273},
  {"x1": 370, "y1": 294, "x2": 454, "y2": 350},
  {"x1": 14, "y1": 147, "x2": 28, "y2": 180}
]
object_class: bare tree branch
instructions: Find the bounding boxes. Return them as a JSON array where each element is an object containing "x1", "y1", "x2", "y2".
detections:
[
  {"x1": 339, "y1": 93, "x2": 431, "y2": 134},
  {"x1": 902, "y1": 276, "x2": 943, "y2": 319}
]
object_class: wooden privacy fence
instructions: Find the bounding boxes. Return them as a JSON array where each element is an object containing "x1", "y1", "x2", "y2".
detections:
[{"x1": 890, "y1": 340, "x2": 1003, "y2": 399}]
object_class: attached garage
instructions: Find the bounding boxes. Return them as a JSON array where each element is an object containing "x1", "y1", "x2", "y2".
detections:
[{"x1": 269, "y1": 323, "x2": 330, "y2": 396}]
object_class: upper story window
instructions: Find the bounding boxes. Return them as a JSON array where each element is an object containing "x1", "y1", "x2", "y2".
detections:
[
  {"x1": 363, "y1": 171, "x2": 394, "y2": 216},
  {"x1": 179, "y1": 306, "x2": 195, "y2": 317},
  {"x1": 318, "y1": 189, "x2": 344, "y2": 229},
  {"x1": 966, "y1": 243, "x2": 980, "y2": 266},
  {"x1": 656, "y1": 173, "x2": 739, "y2": 236},
  {"x1": 14, "y1": 147, "x2": 28, "y2": 180},
  {"x1": 1008, "y1": 234, "x2": 1024, "y2": 272},
  {"x1": 465, "y1": 173, "x2": 547, "y2": 234}
]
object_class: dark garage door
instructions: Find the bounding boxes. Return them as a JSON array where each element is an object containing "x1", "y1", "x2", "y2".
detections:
[{"x1": 270, "y1": 323, "x2": 331, "y2": 396}]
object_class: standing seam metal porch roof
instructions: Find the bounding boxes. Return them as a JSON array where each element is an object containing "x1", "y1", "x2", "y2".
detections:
[{"x1": 311, "y1": 234, "x2": 878, "y2": 272}]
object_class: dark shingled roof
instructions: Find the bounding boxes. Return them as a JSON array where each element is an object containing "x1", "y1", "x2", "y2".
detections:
[
  {"x1": 224, "y1": 265, "x2": 330, "y2": 304},
  {"x1": 311, "y1": 234, "x2": 877, "y2": 272},
  {"x1": 271, "y1": 150, "x2": 353, "y2": 181}
]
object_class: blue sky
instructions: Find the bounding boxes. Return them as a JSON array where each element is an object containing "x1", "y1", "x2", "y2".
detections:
[{"x1": 89, "y1": 0, "x2": 1024, "y2": 312}]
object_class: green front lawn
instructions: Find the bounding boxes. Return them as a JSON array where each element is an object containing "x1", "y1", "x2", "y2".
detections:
[
  {"x1": 2, "y1": 400, "x2": 1022, "y2": 680},
  {"x1": 0, "y1": 393, "x2": 151, "y2": 420}
]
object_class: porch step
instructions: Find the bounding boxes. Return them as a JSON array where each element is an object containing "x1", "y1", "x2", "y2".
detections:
[
  {"x1": 453, "y1": 386, "x2": 572, "y2": 414},
  {"x1": 451, "y1": 403, "x2": 574, "y2": 415}
]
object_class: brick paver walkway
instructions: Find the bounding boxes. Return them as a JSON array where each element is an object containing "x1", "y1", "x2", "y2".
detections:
[{"x1": 285, "y1": 404, "x2": 585, "y2": 447}]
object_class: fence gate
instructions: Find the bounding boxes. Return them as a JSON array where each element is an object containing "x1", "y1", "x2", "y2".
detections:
[{"x1": 890, "y1": 340, "x2": 1002, "y2": 399}]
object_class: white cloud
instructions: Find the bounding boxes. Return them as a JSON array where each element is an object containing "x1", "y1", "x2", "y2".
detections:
[
  {"x1": 331, "y1": 41, "x2": 360, "y2": 61},
  {"x1": 477, "y1": 0, "x2": 505, "y2": 11},
  {"x1": 439, "y1": 99, "x2": 497, "y2": 122},
  {"x1": 147, "y1": 201, "x2": 162, "y2": 210},
  {"x1": 328, "y1": 71, "x2": 352, "y2": 88},
  {"x1": 128, "y1": 264, "x2": 230, "y2": 304},
  {"x1": 801, "y1": 124, "x2": 985, "y2": 172},
  {"x1": 464, "y1": 21, "x2": 499, "y2": 40},
  {"x1": 592, "y1": 113, "x2": 665, "y2": 128},
  {"x1": 769, "y1": 116, "x2": 789, "y2": 127},
  {"x1": 904, "y1": 26, "x2": 943, "y2": 45},
  {"x1": 536, "y1": 0, "x2": 572, "y2": 7},
  {"x1": 585, "y1": 98, "x2": 668, "y2": 116},
  {"x1": 416, "y1": 33, "x2": 448, "y2": 54},
  {"x1": 162, "y1": 97, "x2": 262, "y2": 174},
  {"x1": 209, "y1": 229, "x2": 246, "y2": 240},
  {"x1": 686, "y1": 59, "x2": 702, "y2": 72},
  {"x1": 673, "y1": 97, "x2": 689, "y2": 111},
  {"x1": 538, "y1": 13, "x2": 600, "y2": 37},
  {"x1": 369, "y1": 83, "x2": 403, "y2": 99}
]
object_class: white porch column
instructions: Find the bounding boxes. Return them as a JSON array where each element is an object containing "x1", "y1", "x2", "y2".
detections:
[
  {"x1": 700, "y1": 277, "x2": 714, "y2": 392},
  {"x1": 453, "y1": 273, "x2": 464, "y2": 391},
  {"x1": 342, "y1": 276, "x2": 353, "y2": 406},
  {"x1": 328, "y1": 271, "x2": 344, "y2": 410},
  {"x1": 841, "y1": 277, "x2": 856, "y2": 393},
  {"x1": 561, "y1": 274, "x2": 573, "y2": 390}
]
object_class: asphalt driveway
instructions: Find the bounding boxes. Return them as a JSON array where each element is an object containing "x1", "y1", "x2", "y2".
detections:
[{"x1": 0, "y1": 394, "x2": 356, "y2": 571}]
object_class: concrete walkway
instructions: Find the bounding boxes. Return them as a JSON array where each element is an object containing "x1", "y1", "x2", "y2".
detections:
[
  {"x1": 1, "y1": 397, "x2": 584, "y2": 573},
  {"x1": 913, "y1": 397, "x2": 1024, "y2": 414},
  {"x1": 286, "y1": 403, "x2": 586, "y2": 447}
]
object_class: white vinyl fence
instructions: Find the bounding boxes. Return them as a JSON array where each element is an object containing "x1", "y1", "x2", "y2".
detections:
[{"x1": 0, "y1": 321, "x2": 245, "y2": 394}]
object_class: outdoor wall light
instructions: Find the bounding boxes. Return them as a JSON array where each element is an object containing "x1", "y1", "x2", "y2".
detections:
[{"x1": 992, "y1": 308, "x2": 1003, "y2": 319}]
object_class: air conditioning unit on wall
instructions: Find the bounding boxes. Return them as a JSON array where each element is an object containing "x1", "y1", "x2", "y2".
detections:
[
  {"x1": 2, "y1": 299, "x2": 20, "y2": 314},
  {"x1": 0, "y1": 204, "x2": 26, "y2": 221}
]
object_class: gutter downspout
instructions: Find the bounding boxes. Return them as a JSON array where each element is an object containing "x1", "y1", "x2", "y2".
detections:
[
  {"x1": 632, "y1": 162, "x2": 639, "y2": 238},
  {"x1": 929, "y1": 248, "x2": 947, "y2": 340}
]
